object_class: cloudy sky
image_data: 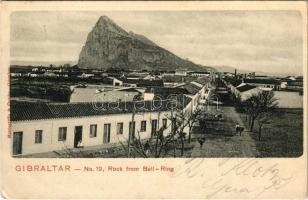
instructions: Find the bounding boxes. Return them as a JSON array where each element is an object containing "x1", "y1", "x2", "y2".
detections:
[{"x1": 11, "y1": 11, "x2": 303, "y2": 75}]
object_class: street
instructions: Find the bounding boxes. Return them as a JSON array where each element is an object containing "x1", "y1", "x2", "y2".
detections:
[{"x1": 191, "y1": 106, "x2": 258, "y2": 157}]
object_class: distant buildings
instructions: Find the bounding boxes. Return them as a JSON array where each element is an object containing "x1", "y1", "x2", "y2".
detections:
[
  {"x1": 243, "y1": 78, "x2": 281, "y2": 90},
  {"x1": 108, "y1": 77, "x2": 123, "y2": 86},
  {"x1": 282, "y1": 76, "x2": 303, "y2": 91},
  {"x1": 175, "y1": 69, "x2": 188, "y2": 76},
  {"x1": 223, "y1": 71, "x2": 304, "y2": 103},
  {"x1": 78, "y1": 73, "x2": 95, "y2": 78},
  {"x1": 70, "y1": 86, "x2": 142, "y2": 103},
  {"x1": 10, "y1": 67, "x2": 214, "y2": 156},
  {"x1": 120, "y1": 79, "x2": 164, "y2": 87},
  {"x1": 233, "y1": 83, "x2": 262, "y2": 101},
  {"x1": 188, "y1": 71, "x2": 211, "y2": 77}
]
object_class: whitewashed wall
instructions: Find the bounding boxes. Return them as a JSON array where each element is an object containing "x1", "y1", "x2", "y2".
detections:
[{"x1": 11, "y1": 111, "x2": 174, "y2": 155}]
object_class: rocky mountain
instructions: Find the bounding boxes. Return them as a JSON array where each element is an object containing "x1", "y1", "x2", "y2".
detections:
[{"x1": 78, "y1": 16, "x2": 212, "y2": 71}]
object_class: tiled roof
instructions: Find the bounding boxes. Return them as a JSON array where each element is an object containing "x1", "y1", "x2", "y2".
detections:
[
  {"x1": 244, "y1": 78, "x2": 281, "y2": 84},
  {"x1": 180, "y1": 83, "x2": 201, "y2": 94},
  {"x1": 120, "y1": 78, "x2": 163, "y2": 87},
  {"x1": 144, "y1": 87, "x2": 190, "y2": 97},
  {"x1": 223, "y1": 77, "x2": 242, "y2": 87},
  {"x1": 11, "y1": 95, "x2": 191, "y2": 121},
  {"x1": 236, "y1": 84, "x2": 257, "y2": 92},
  {"x1": 194, "y1": 77, "x2": 210, "y2": 85},
  {"x1": 162, "y1": 75, "x2": 196, "y2": 83},
  {"x1": 188, "y1": 71, "x2": 210, "y2": 74}
]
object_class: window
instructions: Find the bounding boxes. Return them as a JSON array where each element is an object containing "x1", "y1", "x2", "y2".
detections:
[
  {"x1": 103, "y1": 124, "x2": 111, "y2": 143},
  {"x1": 162, "y1": 119, "x2": 167, "y2": 129},
  {"x1": 90, "y1": 124, "x2": 97, "y2": 138},
  {"x1": 35, "y1": 130, "x2": 43, "y2": 144},
  {"x1": 140, "y1": 121, "x2": 147, "y2": 132},
  {"x1": 58, "y1": 127, "x2": 67, "y2": 141},
  {"x1": 117, "y1": 122, "x2": 123, "y2": 135}
]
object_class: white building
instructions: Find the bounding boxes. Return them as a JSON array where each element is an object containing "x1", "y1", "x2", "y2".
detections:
[
  {"x1": 70, "y1": 86, "x2": 141, "y2": 103},
  {"x1": 243, "y1": 78, "x2": 281, "y2": 91},
  {"x1": 234, "y1": 83, "x2": 262, "y2": 101},
  {"x1": 177, "y1": 79, "x2": 210, "y2": 111},
  {"x1": 189, "y1": 72, "x2": 211, "y2": 77},
  {"x1": 78, "y1": 73, "x2": 95, "y2": 78},
  {"x1": 108, "y1": 77, "x2": 123, "y2": 86},
  {"x1": 281, "y1": 81, "x2": 288, "y2": 89},
  {"x1": 11, "y1": 98, "x2": 192, "y2": 156},
  {"x1": 10, "y1": 73, "x2": 22, "y2": 77},
  {"x1": 175, "y1": 70, "x2": 188, "y2": 76}
]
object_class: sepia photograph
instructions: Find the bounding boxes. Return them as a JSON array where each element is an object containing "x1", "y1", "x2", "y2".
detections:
[
  {"x1": 10, "y1": 11, "x2": 304, "y2": 158},
  {"x1": 1, "y1": 1, "x2": 307, "y2": 199}
]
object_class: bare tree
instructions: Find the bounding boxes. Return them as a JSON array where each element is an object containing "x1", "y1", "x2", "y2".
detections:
[
  {"x1": 256, "y1": 111, "x2": 275, "y2": 141},
  {"x1": 168, "y1": 105, "x2": 201, "y2": 156},
  {"x1": 119, "y1": 124, "x2": 178, "y2": 158},
  {"x1": 186, "y1": 107, "x2": 202, "y2": 143},
  {"x1": 123, "y1": 94, "x2": 199, "y2": 158},
  {"x1": 242, "y1": 91, "x2": 278, "y2": 132}
]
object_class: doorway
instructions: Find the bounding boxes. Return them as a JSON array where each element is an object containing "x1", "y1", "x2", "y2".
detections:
[
  {"x1": 151, "y1": 120, "x2": 158, "y2": 137},
  {"x1": 103, "y1": 124, "x2": 111, "y2": 143},
  {"x1": 13, "y1": 132, "x2": 23, "y2": 155},
  {"x1": 129, "y1": 121, "x2": 136, "y2": 139},
  {"x1": 74, "y1": 126, "x2": 83, "y2": 148}
]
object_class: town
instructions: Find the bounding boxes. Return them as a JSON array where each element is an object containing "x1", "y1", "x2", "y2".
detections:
[
  {"x1": 10, "y1": 64, "x2": 303, "y2": 158},
  {"x1": 10, "y1": 13, "x2": 303, "y2": 158}
]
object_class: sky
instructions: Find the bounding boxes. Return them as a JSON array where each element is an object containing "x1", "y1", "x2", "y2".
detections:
[{"x1": 11, "y1": 11, "x2": 303, "y2": 75}]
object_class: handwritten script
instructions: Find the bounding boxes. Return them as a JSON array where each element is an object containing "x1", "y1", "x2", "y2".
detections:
[{"x1": 170, "y1": 158, "x2": 293, "y2": 198}]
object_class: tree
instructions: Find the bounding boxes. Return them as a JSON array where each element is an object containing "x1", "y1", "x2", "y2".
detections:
[
  {"x1": 168, "y1": 104, "x2": 202, "y2": 156},
  {"x1": 243, "y1": 91, "x2": 278, "y2": 132},
  {"x1": 183, "y1": 106, "x2": 202, "y2": 143},
  {"x1": 256, "y1": 111, "x2": 274, "y2": 141},
  {"x1": 230, "y1": 92, "x2": 243, "y2": 112},
  {"x1": 172, "y1": 110, "x2": 188, "y2": 157},
  {"x1": 124, "y1": 97, "x2": 179, "y2": 158},
  {"x1": 119, "y1": 125, "x2": 178, "y2": 158}
]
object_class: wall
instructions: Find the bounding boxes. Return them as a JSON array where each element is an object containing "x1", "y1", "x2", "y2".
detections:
[
  {"x1": 11, "y1": 111, "x2": 173, "y2": 155},
  {"x1": 246, "y1": 82, "x2": 280, "y2": 90},
  {"x1": 240, "y1": 88, "x2": 262, "y2": 101}
]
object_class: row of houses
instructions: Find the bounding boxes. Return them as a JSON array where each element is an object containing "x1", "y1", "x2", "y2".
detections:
[
  {"x1": 11, "y1": 77, "x2": 211, "y2": 156},
  {"x1": 224, "y1": 78, "x2": 278, "y2": 101},
  {"x1": 225, "y1": 77, "x2": 303, "y2": 101},
  {"x1": 11, "y1": 67, "x2": 213, "y2": 80},
  {"x1": 11, "y1": 99, "x2": 187, "y2": 156},
  {"x1": 218, "y1": 69, "x2": 303, "y2": 91}
]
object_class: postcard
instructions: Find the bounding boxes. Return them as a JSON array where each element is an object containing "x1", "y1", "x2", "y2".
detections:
[{"x1": 0, "y1": 1, "x2": 307, "y2": 199}]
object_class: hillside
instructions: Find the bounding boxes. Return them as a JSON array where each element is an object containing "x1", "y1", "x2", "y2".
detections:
[{"x1": 78, "y1": 16, "x2": 212, "y2": 72}]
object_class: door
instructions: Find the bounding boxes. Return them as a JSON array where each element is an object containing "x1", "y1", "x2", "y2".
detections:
[
  {"x1": 13, "y1": 132, "x2": 23, "y2": 155},
  {"x1": 151, "y1": 120, "x2": 158, "y2": 137},
  {"x1": 103, "y1": 124, "x2": 111, "y2": 143},
  {"x1": 74, "y1": 126, "x2": 83, "y2": 148},
  {"x1": 129, "y1": 121, "x2": 136, "y2": 139}
]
